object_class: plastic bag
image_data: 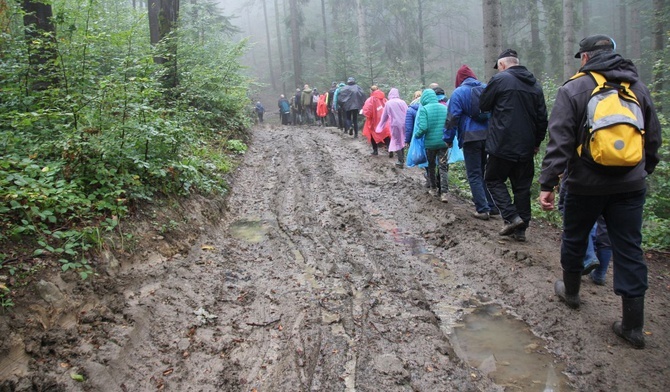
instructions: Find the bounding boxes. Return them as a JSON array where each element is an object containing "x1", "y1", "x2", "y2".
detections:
[
  {"x1": 448, "y1": 133, "x2": 465, "y2": 164},
  {"x1": 406, "y1": 135, "x2": 428, "y2": 167}
]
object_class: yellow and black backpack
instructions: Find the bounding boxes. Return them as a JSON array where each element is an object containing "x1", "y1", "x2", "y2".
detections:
[{"x1": 570, "y1": 71, "x2": 645, "y2": 172}]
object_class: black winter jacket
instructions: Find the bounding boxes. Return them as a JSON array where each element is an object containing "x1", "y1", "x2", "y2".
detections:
[
  {"x1": 538, "y1": 53, "x2": 662, "y2": 195},
  {"x1": 480, "y1": 66, "x2": 548, "y2": 162},
  {"x1": 337, "y1": 83, "x2": 366, "y2": 112}
]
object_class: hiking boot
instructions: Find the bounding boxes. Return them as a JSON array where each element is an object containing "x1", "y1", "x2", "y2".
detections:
[
  {"x1": 389, "y1": 151, "x2": 394, "y2": 158},
  {"x1": 370, "y1": 150, "x2": 378, "y2": 156},
  {"x1": 395, "y1": 162, "x2": 404, "y2": 168},
  {"x1": 582, "y1": 259, "x2": 600, "y2": 276},
  {"x1": 511, "y1": 229, "x2": 526, "y2": 242},
  {"x1": 499, "y1": 216, "x2": 524, "y2": 236},
  {"x1": 554, "y1": 271, "x2": 581, "y2": 309},
  {"x1": 613, "y1": 296, "x2": 645, "y2": 349},
  {"x1": 489, "y1": 209, "x2": 501, "y2": 218},
  {"x1": 440, "y1": 193, "x2": 449, "y2": 203},
  {"x1": 472, "y1": 211, "x2": 490, "y2": 220},
  {"x1": 428, "y1": 188, "x2": 438, "y2": 197},
  {"x1": 590, "y1": 272, "x2": 606, "y2": 286},
  {"x1": 349, "y1": 129, "x2": 353, "y2": 135}
]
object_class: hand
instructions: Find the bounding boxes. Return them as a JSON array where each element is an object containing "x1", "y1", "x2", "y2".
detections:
[
  {"x1": 534, "y1": 146, "x2": 540, "y2": 155},
  {"x1": 539, "y1": 190, "x2": 555, "y2": 211},
  {"x1": 446, "y1": 143, "x2": 453, "y2": 148}
]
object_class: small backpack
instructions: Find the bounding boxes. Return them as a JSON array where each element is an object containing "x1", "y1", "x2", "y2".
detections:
[
  {"x1": 467, "y1": 85, "x2": 490, "y2": 122},
  {"x1": 571, "y1": 71, "x2": 645, "y2": 172}
]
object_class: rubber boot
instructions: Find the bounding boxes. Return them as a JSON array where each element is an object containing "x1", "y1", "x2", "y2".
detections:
[
  {"x1": 613, "y1": 296, "x2": 645, "y2": 349},
  {"x1": 554, "y1": 271, "x2": 581, "y2": 309}
]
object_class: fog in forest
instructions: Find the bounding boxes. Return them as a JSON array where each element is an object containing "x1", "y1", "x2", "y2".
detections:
[{"x1": 214, "y1": 0, "x2": 661, "y2": 104}]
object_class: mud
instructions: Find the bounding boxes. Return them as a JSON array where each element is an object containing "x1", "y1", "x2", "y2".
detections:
[{"x1": 1, "y1": 123, "x2": 669, "y2": 391}]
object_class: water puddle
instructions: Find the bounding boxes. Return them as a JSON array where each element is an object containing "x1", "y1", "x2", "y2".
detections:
[
  {"x1": 229, "y1": 218, "x2": 268, "y2": 243},
  {"x1": 452, "y1": 304, "x2": 571, "y2": 392}
]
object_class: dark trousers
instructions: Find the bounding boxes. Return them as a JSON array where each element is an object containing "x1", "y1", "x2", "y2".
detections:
[
  {"x1": 463, "y1": 140, "x2": 496, "y2": 213},
  {"x1": 328, "y1": 110, "x2": 337, "y2": 126},
  {"x1": 485, "y1": 155, "x2": 533, "y2": 224},
  {"x1": 281, "y1": 112, "x2": 289, "y2": 125},
  {"x1": 425, "y1": 148, "x2": 449, "y2": 193},
  {"x1": 561, "y1": 189, "x2": 647, "y2": 298},
  {"x1": 337, "y1": 110, "x2": 345, "y2": 129},
  {"x1": 346, "y1": 110, "x2": 359, "y2": 136},
  {"x1": 371, "y1": 136, "x2": 391, "y2": 153}
]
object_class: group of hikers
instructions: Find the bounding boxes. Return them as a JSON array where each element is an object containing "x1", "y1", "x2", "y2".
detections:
[{"x1": 272, "y1": 35, "x2": 662, "y2": 350}]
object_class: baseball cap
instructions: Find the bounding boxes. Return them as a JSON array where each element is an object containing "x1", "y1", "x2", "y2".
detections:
[
  {"x1": 574, "y1": 34, "x2": 615, "y2": 58},
  {"x1": 493, "y1": 49, "x2": 518, "y2": 69}
]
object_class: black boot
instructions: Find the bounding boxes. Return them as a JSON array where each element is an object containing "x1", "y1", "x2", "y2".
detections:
[
  {"x1": 613, "y1": 296, "x2": 645, "y2": 349},
  {"x1": 554, "y1": 271, "x2": 581, "y2": 309}
]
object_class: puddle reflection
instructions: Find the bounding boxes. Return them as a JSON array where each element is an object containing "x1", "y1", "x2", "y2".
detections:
[
  {"x1": 229, "y1": 219, "x2": 268, "y2": 243},
  {"x1": 453, "y1": 304, "x2": 571, "y2": 391}
]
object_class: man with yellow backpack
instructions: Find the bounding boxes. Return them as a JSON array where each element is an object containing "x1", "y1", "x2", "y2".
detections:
[{"x1": 538, "y1": 35, "x2": 662, "y2": 349}]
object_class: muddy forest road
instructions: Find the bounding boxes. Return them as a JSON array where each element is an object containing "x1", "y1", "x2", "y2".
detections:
[{"x1": 2, "y1": 123, "x2": 670, "y2": 392}]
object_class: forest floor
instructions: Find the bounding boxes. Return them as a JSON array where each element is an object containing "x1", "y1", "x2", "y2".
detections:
[{"x1": 1, "y1": 122, "x2": 669, "y2": 392}]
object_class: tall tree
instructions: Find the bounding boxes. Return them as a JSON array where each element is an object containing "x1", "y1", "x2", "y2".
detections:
[
  {"x1": 148, "y1": 0, "x2": 180, "y2": 88},
  {"x1": 321, "y1": 0, "x2": 328, "y2": 74},
  {"x1": 356, "y1": 0, "x2": 366, "y2": 55},
  {"x1": 274, "y1": 0, "x2": 286, "y2": 94},
  {"x1": 261, "y1": 0, "x2": 277, "y2": 90},
  {"x1": 289, "y1": 0, "x2": 302, "y2": 86},
  {"x1": 418, "y1": 0, "x2": 426, "y2": 86},
  {"x1": 527, "y1": 0, "x2": 544, "y2": 78},
  {"x1": 22, "y1": 0, "x2": 58, "y2": 90},
  {"x1": 483, "y1": 0, "x2": 502, "y2": 81},
  {"x1": 652, "y1": 0, "x2": 666, "y2": 112},
  {"x1": 563, "y1": 0, "x2": 577, "y2": 80},
  {"x1": 619, "y1": 0, "x2": 628, "y2": 55},
  {"x1": 630, "y1": 0, "x2": 642, "y2": 60}
]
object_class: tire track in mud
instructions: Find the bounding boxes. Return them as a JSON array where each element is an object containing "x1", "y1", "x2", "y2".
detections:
[{"x1": 6, "y1": 124, "x2": 668, "y2": 392}]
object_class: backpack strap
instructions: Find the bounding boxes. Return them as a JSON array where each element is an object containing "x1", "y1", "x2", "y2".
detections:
[{"x1": 588, "y1": 71, "x2": 640, "y2": 104}]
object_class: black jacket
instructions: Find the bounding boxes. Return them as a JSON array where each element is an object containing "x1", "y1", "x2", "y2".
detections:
[
  {"x1": 337, "y1": 82, "x2": 366, "y2": 112},
  {"x1": 480, "y1": 65, "x2": 548, "y2": 162},
  {"x1": 538, "y1": 53, "x2": 662, "y2": 195}
]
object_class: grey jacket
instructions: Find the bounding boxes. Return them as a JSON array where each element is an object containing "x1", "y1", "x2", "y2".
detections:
[{"x1": 539, "y1": 53, "x2": 662, "y2": 195}]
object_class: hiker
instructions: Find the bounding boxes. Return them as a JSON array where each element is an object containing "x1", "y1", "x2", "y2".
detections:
[
  {"x1": 480, "y1": 48, "x2": 548, "y2": 241},
  {"x1": 414, "y1": 88, "x2": 449, "y2": 203},
  {"x1": 336, "y1": 77, "x2": 366, "y2": 138},
  {"x1": 278, "y1": 94, "x2": 290, "y2": 125},
  {"x1": 362, "y1": 86, "x2": 391, "y2": 155},
  {"x1": 292, "y1": 88, "x2": 302, "y2": 125},
  {"x1": 538, "y1": 34, "x2": 661, "y2": 349},
  {"x1": 377, "y1": 88, "x2": 408, "y2": 167},
  {"x1": 254, "y1": 101, "x2": 265, "y2": 123},
  {"x1": 301, "y1": 84, "x2": 313, "y2": 125}
]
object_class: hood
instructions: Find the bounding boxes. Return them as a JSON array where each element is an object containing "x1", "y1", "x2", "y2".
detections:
[
  {"x1": 579, "y1": 52, "x2": 639, "y2": 84},
  {"x1": 420, "y1": 88, "x2": 438, "y2": 106},
  {"x1": 456, "y1": 65, "x2": 477, "y2": 88},
  {"x1": 370, "y1": 89, "x2": 385, "y2": 100},
  {"x1": 388, "y1": 88, "x2": 400, "y2": 100},
  {"x1": 507, "y1": 65, "x2": 537, "y2": 86},
  {"x1": 338, "y1": 82, "x2": 345, "y2": 88}
]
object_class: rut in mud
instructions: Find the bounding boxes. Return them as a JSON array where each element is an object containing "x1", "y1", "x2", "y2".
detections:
[{"x1": 1, "y1": 124, "x2": 669, "y2": 392}]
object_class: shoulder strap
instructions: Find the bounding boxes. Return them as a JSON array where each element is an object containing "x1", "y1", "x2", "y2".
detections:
[{"x1": 587, "y1": 71, "x2": 640, "y2": 104}]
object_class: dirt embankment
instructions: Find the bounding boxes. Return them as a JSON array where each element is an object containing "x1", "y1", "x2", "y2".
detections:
[{"x1": 1, "y1": 124, "x2": 669, "y2": 392}]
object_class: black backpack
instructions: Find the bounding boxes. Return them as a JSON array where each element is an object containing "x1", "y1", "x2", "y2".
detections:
[{"x1": 468, "y1": 85, "x2": 490, "y2": 122}]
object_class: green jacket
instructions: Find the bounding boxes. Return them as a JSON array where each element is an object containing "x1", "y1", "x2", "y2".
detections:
[{"x1": 415, "y1": 89, "x2": 448, "y2": 150}]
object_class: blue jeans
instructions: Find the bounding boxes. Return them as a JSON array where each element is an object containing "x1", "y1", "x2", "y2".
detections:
[
  {"x1": 561, "y1": 189, "x2": 647, "y2": 298},
  {"x1": 463, "y1": 141, "x2": 495, "y2": 213}
]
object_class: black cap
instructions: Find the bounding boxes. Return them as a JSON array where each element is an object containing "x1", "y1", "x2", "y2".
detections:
[
  {"x1": 493, "y1": 49, "x2": 518, "y2": 69},
  {"x1": 347, "y1": 77, "x2": 356, "y2": 84},
  {"x1": 574, "y1": 34, "x2": 615, "y2": 58}
]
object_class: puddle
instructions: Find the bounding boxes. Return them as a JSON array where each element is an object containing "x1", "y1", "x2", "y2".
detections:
[
  {"x1": 452, "y1": 304, "x2": 571, "y2": 392},
  {"x1": 229, "y1": 219, "x2": 268, "y2": 243}
]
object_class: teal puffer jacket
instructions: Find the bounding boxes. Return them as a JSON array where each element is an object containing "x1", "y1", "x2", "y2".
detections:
[{"x1": 415, "y1": 89, "x2": 448, "y2": 150}]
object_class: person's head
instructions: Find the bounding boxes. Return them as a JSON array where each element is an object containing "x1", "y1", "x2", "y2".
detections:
[
  {"x1": 413, "y1": 90, "x2": 422, "y2": 100},
  {"x1": 304, "y1": 84, "x2": 310, "y2": 90},
  {"x1": 331, "y1": 81, "x2": 337, "y2": 88},
  {"x1": 347, "y1": 77, "x2": 356, "y2": 85},
  {"x1": 455, "y1": 64, "x2": 477, "y2": 88},
  {"x1": 257, "y1": 101, "x2": 261, "y2": 105},
  {"x1": 296, "y1": 88, "x2": 301, "y2": 92},
  {"x1": 428, "y1": 82, "x2": 439, "y2": 89},
  {"x1": 432, "y1": 87, "x2": 446, "y2": 102},
  {"x1": 494, "y1": 49, "x2": 519, "y2": 71},
  {"x1": 370, "y1": 85, "x2": 378, "y2": 92},
  {"x1": 575, "y1": 34, "x2": 616, "y2": 67},
  {"x1": 280, "y1": 94, "x2": 285, "y2": 98}
]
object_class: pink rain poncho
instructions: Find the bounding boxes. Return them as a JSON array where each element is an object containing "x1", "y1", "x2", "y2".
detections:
[{"x1": 376, "y1": 88, "x2": 408, "y2": 152}]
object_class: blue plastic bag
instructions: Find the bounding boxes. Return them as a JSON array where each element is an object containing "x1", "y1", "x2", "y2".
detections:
[
  {"x1": 406, "y1": 135, "x2": 428, "y2": 167},
  {"x1": 448, "y1": 133, "x2": 465, "y2": 164}
]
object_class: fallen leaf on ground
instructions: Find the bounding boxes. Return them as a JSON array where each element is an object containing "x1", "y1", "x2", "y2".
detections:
[
  {"x1": 70, "y1": 373, "x2": 85, "y2": 382},
  {"x1": 201, "y1": 245, "x2": 216, "y2": 251}
]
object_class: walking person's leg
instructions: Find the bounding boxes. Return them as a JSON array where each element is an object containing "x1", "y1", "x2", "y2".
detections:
[
  {"x1": 463, "y1": 141, "x2": 491, "y2": 214},
  {"x1": 425, "y1": 149, "x2": 438, "y2": 196},
  {"x1": 437, "y1": 148, "x2": 449, "y2": 202}
]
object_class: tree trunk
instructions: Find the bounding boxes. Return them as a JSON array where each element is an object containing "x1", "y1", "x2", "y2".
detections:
[
  {"x1": 418, "y1": 0, "x2": 426, "y2": 87},
  {"x1": 619, "y1": 0, "x2": 627, "y2": 55},
  {"x1": 528, "y1": 0, "x2": 544, "y2": 78},
  {"x1": 274, "y1": 0, "x2": 286, "y2": 94},
  {"x1": 356, "y1": 0, "x2": 366, "y2": 55},
  {"x1": 289, "y1": 0, "x2": 302, "y2": 87},
  {"x1": 581, "y1": 0, "x2": 589, "y2": 38},
  {"x1": 652, "y1": 0, "x2": 666, "y2": 112},
  {"x1": 321, "y1": 0, "x2": 329, "y2": 74},
  {"x1": 148, "y1": 0, "x2": 180, "y2": 88},
  {"x1": 483, "y1": 0, "x2": 502, "y2": 81},
  {"x1": 262, "y1": 0, "x2": 277, "y2": 90},
  {"x1": 22, "y1": 0, "x2": 58, "y2": 90},
  {"x1": 563, "y1": 0, "x2": 577, "y2": 80},
  {"x1": 630, "y1": 0, "x2": 642, "y2": 60}
]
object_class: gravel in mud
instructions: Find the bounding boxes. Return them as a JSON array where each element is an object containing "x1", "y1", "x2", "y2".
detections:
[{"x1": 1, "y1": 124, "x2": 669, "y2": 392}]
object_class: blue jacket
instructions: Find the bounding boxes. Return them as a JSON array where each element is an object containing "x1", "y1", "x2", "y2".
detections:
[
  {"x1": 444, "y1": 77, "x2": 488, "y2": 144},
  {"x1": 404, "y1": 101, "x2": 420, "y2": 142}
]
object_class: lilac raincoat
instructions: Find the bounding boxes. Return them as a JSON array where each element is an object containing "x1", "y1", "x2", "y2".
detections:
[{"x1": 376, "y1": 88, "x2": 408, "y2": 152}]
